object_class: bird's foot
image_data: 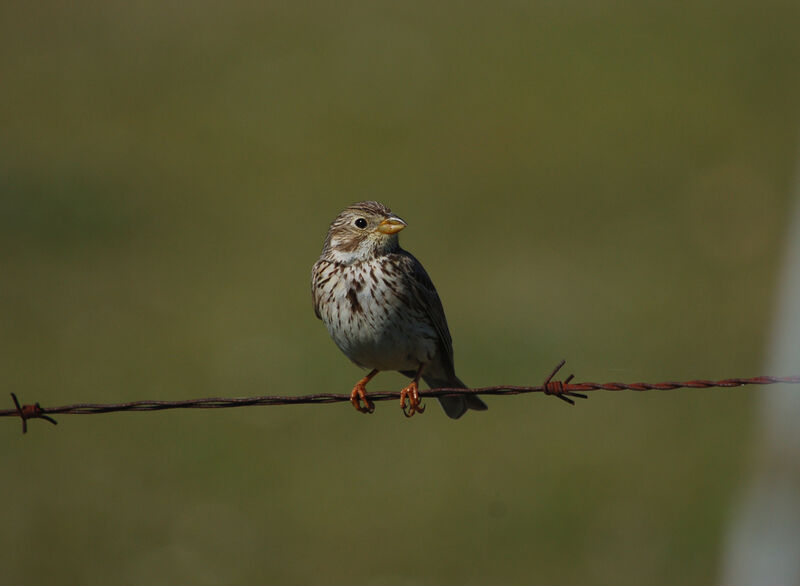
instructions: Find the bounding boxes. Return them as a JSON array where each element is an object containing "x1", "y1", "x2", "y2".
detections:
[
  {"x1": 350, "y1": 375, "x2": 376, "y2": 414},
  {"x1": 400, "y1": 380, "x2": 425, "y2": 418}
]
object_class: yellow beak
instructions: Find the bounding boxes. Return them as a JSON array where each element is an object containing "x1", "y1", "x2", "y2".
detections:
[{"x1": 377, "y1": 216, "x2": 407, "y2": 234}]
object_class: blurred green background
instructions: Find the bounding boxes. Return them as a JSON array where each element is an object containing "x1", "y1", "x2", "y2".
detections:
[{"x1": 2, "y1": 1, "x2": 799, "y2": 584}]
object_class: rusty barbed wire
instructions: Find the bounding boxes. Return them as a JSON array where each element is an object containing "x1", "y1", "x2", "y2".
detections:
[{"x1": 2, "y1": 360, "x2": 799, "y2": 434}]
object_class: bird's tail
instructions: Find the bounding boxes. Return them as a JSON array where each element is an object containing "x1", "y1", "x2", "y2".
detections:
[{"x1": 422, "y1": 375, "x2": 488, "y2": 420}]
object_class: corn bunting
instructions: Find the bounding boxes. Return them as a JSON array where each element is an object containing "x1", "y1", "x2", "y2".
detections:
[{"x1": 312, "y1": 201, "x2": 488, "y2": 418}]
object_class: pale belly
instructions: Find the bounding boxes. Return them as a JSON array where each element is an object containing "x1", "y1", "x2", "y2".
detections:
[{"x1": 316, "y1": 262, "x2": 438, "y2": 372}]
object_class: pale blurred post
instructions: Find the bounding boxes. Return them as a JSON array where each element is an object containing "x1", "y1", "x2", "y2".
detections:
[{"x1": 720, "y1": 147, "x2": 800, "y2": 585}]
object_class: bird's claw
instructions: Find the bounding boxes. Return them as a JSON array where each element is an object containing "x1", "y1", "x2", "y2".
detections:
[
  {"x1": 350, "y1": 384, "x2": 375, "y2": 414},
  {"x1": 400, "y1": 382, "x2": 425, "y2": 418}
]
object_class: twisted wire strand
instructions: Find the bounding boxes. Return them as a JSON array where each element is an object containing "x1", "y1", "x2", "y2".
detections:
[{"x1": 2, "y1": 360, "x2": 798, "y2": 434}]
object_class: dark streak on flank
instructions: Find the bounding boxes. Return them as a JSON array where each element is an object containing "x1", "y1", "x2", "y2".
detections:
[{"x1": 347, "y1": 288, "x2": 362, "y2": 313}]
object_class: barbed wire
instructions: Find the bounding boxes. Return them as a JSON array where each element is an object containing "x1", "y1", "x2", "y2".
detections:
[{"x1": 2, "y1": 360, "x2": 799, "y2": 434}]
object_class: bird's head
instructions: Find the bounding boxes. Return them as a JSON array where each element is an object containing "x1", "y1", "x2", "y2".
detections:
[{"x1": 320, "y1": 201, "x2": 406, "y2": 264}]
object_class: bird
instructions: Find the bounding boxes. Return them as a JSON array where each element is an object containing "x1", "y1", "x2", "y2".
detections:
[{"x1": 311, "y1": 201, "x2": 488, "y2": 418}]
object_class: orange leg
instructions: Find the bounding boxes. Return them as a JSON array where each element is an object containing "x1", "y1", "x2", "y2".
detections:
[
  {"x1": 350, "y1": 369, "x2": 379, "y2": 414},
  {"x1": 400, "y1": 366, "x2": 425, "y2": 418}
]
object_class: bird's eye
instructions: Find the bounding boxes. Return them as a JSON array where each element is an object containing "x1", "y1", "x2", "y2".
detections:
[{"x1": 354, "y1": 218, "x2": 368, "y2": 229}]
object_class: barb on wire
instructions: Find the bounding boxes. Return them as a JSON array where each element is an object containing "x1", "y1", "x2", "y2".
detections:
[
  {"x1": 2, "y1": 360, "x2": 799, "y2": 434},
  {"x1": 9, "y1": 393, "x2": 58, "y2": 434}
]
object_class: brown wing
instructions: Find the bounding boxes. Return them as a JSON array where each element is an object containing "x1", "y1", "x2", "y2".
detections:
[{"x1": 395, "y1": 251, "x2": 456, "y2": 373}]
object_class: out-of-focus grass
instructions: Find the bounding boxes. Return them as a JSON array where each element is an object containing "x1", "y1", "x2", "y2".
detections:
[{"x1": 2, "y1": 2, "x2": 798, "y2": 585}]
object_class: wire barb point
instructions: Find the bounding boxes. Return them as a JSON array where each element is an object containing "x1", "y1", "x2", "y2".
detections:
[
  {"x1": 542, "y1": 360, "x2": 588, "y2": 405},
  {"x1": 10, "y1": 393, "x2": 58, "y2": 434}
]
